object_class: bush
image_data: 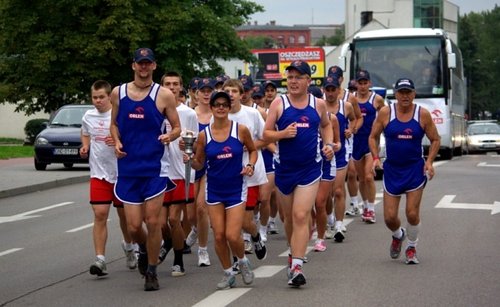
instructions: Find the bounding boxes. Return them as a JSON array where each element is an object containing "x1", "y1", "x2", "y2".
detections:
[{"x1": 24, "y1": 118, "x2": 49, "y2": 144}]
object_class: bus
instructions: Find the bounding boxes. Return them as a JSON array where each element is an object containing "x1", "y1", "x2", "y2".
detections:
[{"x1": 339, "y1": 28, "x2": 467, "y2": 159}]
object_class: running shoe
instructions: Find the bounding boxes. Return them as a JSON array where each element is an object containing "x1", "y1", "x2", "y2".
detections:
[
  {"x1": 325, "y1": 228, "x2": 335, "y2": 239},
  {"x1": 267, "y1": 221, "x2": 279, "y2": 234},
  {"x1": 244, "y1": 240, "x2": 253, "y2": 254},
  {"x1": 345, "y1": 204, "x2": 358, "y2": 216},
  {"x1": 89, "y1": 259, "x2": 108, "y2": 277},
  {"x1": 232, "y1": 260, "x2": 240, "y2": 275},
  {"x1": 122, "y1": 241, "x2": 138, "y2": 270},
  {"x1": 216, "y1": 272, "x2": 236, "y2": 290},
  {"x1": 144, "y1": 272, "x2": 159, "y2": 291},
  {"x1": 171, "y1": 264, "x2": 186, "y2": 277},
  {"x1": 288, "y1": 264, "x2": 306, "y2": 287},
  {"x1": 313, "y1": 239, "x2": 327, "y2": 252},
  {"x1": 158, "y1": 242, "x2": 170, "y2": 265},
  {"x1": 198, "y1": 249, "x2": 211, "y2": 267},
  {"x1": 239, "y1": 259, "x2": 255, "y2": 285},
  {"x1": 405, "y1": 246, "x2": 419, "y2": 264},
  {"x1": 364, "y1": 210, "x2": 376, "y2": 223},
  {"x1": 186, "y1": 228, "x2": 198, "y2": 247},
  {"x1": 138, "y1": 251, "x2": 148, "y2": 276},
  {"x1": 182, "y1": 242, "x2": 192, "y2": 254},
  {"x1": 253, "y1": 236, "x2": 267, "y2": 260},
  {"x1": 334, "y1": 228, "x2": 346, "y2": 243},
  {"x1": 390, "y1": 228, "x2": 406, "y2": 259}
]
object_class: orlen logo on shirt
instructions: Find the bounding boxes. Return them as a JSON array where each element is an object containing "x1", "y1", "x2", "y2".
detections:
[
  {"x1": 129, "y1": 107, "x2": 145, "y2": 119},
  {"x1": 397, "y1": 128, "x2": 414, "y2": 139},
  {"x1": 431, "y1": 109, "x2": 443, "y2": 124},
  {"x1": 217, "y1": 146, "x2": 233, "y2": 159},
  {"x1": 296, "y1": 116, "x2": 310, "y2": 128}
]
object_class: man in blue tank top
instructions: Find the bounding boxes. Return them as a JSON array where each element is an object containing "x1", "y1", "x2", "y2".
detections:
[
  {"x1": 264, "y1": 60, "x2": 334, "y2": 287},
  {"x1": 110, "y1": 47, "x2": 181, "y2": 291},
  {"x1": 369, "y1": 78, "x2": 440, "y2": 265}
]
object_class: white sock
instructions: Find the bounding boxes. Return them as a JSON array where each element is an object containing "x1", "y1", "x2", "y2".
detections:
[
  {"x1": 363, "y1": 200, "x2": 368, "y2": 209},
  {"x1": 368, "y1": 202, "x2": 375, "y2": 211},
  {"x1": 123, "y1": 241, "x2": 134, "y2": 251},
  {"x1": 327, "y1": 213, "x2": 335, "y2": 226},
  {"x1": 392, "y1": 227, "x2": 403, "y2": 239},
  {"x1": 335, "y1": 220, "x2": 343, "y2": 230},
  {"x1": 407, "y1": 223, "x2": 420, "y2": 247},
  {"x1": 269, "y1": 217, "x2": 276, "y2": 223},
  {"x1": 243, "y1": 232, "x2": 251, "y2": 241},
  {"x1": 291, "y1": 257, "x2": 304, "y2": 268},
  {"x1": 96, "y1": 255, "x2": 105, "y2": 262},
  {"x1": 350, "y1": 195, "x2": 360, "y2": 206}
]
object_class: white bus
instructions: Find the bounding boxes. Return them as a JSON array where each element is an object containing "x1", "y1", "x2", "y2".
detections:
[{"x1": 339, "y1": 28, "x2": 467, "y2": 159}]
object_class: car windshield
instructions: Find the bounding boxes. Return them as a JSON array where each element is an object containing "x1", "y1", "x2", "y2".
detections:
[
  {"x1": 468, "y1": 124, "x2": 500, "y2": 135},
  {"x1": 50, "y1": 107, "x2": 89, "y2": 127}
]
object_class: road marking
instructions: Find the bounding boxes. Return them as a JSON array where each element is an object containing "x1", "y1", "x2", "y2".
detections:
[
  {"x1": 0, "y1": 248, "x2": 23, "y2": 257},
  {"x1": 0, "y1": 202, "x2": 74, "y2": 224},
  {"x1": 66, "y1": 219, "x2": 110, "y2": 233},
  {"x1": 477, "y1": 162, "x2": 500, "y2": 167},
  {"x1": 435, "y1": 195, "x2": 500, "y2": 215},
  {"x1": 192, "y1": 288, "x2": 251, "y2": 307},
  {"x1": 254, "y1": 265, "x2": 285, "y2": 278},
  {"x1": 434, "y1": 161, "x2": 448, "y2": 167}
]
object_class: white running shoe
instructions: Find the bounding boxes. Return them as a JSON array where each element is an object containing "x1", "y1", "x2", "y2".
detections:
[
  {"x1": 186, "y1": 228, "x2": 198, "y2": 247},
  {"x1": 198, "y1": 249, "x2": 211, "y2": 267}
]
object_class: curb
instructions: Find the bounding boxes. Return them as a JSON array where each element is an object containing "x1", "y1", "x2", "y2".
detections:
[{"x1": 0, "y1": 175, "x2": 89, "y2": 199}]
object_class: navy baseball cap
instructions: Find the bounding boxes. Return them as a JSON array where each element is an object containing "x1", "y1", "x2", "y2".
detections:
[
  {"x1": 238, "y1": 74, "x2": 254, "y2": 91},
  {"x1": 356, "y1": 70, "x2": 371, "y2": 81},
  {"x1": 251, "y1": 85, "x2": 264, "y2": 98},
  {"x1": 308, "y1": 86, "x2": 323, "y2": 98},
  {"x1": 348, "y1": 79, "x2": 357, "y2": 90},
  {"x1": 197, "y1": 78, "x2": 214, "y2": 90},
  {"x1": 214, "y1": 74, "x2": 229, "y2": 86},
  {"x1": 327, "y1": 66, "x2": 343, "y2": 78},
  {"x1": 262, "y1": 80, "x2": 277, "y2": 89},
  {"x1": 133, "y1": 47, "x2": 155, "y2": 62},
  {"x1": 210, "y1": 91, "x2": 231, "y2": 106},
  {"x1": 189, "y1": 77, "x2": 200, "y2": 90},
  {"x1": 286, "y1": 60, "x2": 311, "y2": 76},
  {"x1": 323, "y1": 76, "x2": 340, "y2": 89},
  {"x1": 394, "y1": 78, "x2": 415, "y2": 91}
]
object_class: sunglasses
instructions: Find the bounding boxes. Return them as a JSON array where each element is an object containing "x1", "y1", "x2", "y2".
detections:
[{"x1": 212, "y1": 103, "x2": 231, "y2": 109}]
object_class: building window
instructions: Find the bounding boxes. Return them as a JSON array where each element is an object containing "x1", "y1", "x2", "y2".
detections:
[
  {"x1": 414, "y1": 0, "x2": 442, "y2": 28},
  {"x1": 289, "y1": 36, "x2": 295, "y2": 44},
  {"x1": 298, "y1": 35, "x2": 305, "y2": 44}
]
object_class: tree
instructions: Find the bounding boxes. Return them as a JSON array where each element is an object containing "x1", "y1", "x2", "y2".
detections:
[
  {"x1": 0, "y1": 0, "x2": 263, "y2": 115},
  {"x1": 315, "y1": 26, "x2": 345, "y2": 47},
  {"x1": 243, "y1": 35, "x2": 277, "y2": 49},
  {"x1": 459, "y1": 5, "x2": 500, "y2": 119}
]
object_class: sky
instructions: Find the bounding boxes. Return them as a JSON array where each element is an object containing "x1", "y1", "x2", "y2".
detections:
[{"x1": 250, "y1": 0, "x2": 499, "y2": 26}]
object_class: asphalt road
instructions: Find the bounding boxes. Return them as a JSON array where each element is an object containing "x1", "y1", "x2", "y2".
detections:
[{"x1": 0, "y1": 154, "x2": 499, "y2": 307}]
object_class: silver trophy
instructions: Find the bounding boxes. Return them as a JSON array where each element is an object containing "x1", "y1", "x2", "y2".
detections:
[{"x1": 182, "y1": 131, "x2": 196, "y2": 202}]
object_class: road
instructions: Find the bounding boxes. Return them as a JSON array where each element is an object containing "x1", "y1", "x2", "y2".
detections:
[{"x1": 0, "y1": 154, "x2": 499, "y2": 307}]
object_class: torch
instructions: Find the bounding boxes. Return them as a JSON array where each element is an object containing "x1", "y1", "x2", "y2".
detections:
[{"x1": 182, "y1": 130, "x2": 196, "y2": 202}]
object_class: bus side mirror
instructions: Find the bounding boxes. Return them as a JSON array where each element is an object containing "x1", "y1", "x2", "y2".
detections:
[{"x1": 448, "y1": 53, "x2": 456, "y2": 69}]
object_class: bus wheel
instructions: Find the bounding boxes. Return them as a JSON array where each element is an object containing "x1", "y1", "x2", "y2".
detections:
[{"x1": 440, "y1": 148, "x2": 453, "y2": 160}]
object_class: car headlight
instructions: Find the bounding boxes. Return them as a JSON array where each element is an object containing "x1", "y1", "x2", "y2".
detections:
[{"x1": 35, "y1": 137, "x2": 49, "y2": 145}]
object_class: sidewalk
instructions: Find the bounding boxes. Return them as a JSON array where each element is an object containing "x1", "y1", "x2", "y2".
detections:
[{"x1": 0, "y1": 158, "x2": 89, "y2": 199}]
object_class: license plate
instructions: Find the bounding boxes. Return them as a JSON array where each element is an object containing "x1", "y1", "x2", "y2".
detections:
[
  {"x1": 482, "y1": 144, "x2": 496, "y2": 148},
  {"x1": 54, "y1": 148, "x2": 79, "y2": 155}
]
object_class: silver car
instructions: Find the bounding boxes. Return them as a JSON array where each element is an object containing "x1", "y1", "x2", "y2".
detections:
[{"x1": 465, "y1": 121, "x2": 500, "y2": 154}]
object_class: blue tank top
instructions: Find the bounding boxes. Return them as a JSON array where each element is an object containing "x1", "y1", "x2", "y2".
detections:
[
  {"x1": 334, "y1": 99, "x2": 347, "y2": 161},
  {"x1": 116, "y1": 83, "x2": 169, "y2": 177},
  {"x1": 357, "y1": 92, "x2": 377, "y2": 136},
  {"x1": 384, "y1": 104, "x2": 425, "y2": 166},
  {"x1": 205, "y1": 121, "x2": 244, "y2": 196},
  {"x1": 275, "y1": 94, "x2": 321, "y2": 167}
]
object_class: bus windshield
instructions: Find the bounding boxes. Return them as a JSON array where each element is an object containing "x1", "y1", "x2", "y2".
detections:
[{"x1": 353, "y1": 37, "x2": 444, "y2": 97}]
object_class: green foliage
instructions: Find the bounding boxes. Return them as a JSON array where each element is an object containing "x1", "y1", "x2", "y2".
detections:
[
  {"x1": 24, "y1": 118, "x2": 49, "y2": 144},
  {"x1": 459, "y1": 5, "x2": 500, "y2": 119},
  {"x1": 315, "y1": 27, "x2": 345, "y2": 47},
  {"x1": 0, "y1": 145, "x2": 34, "y2": 159},
  {"x1": 243, "y1": 35, "x2": 277, "y2": 49},
  {"x1": 0, "y1": 0, "x2": 263, "y2": 115}
]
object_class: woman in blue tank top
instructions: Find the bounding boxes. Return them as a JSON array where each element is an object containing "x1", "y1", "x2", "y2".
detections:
[{"x1": 187, "y1": 91, "x2": 258, "y2": 290}]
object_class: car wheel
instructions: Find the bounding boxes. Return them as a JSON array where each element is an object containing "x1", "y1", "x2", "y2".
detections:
[
  {"x1": 63, "y1": 163, "x2": 74, "y2": 168},
  {"x1": 34, "y1": 158, "x2": 47, "y2": 171}
]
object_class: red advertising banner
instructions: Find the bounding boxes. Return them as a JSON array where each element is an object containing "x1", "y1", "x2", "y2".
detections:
[{"x1": 246, "y1": 48, "x2": 325, "y2": 87}]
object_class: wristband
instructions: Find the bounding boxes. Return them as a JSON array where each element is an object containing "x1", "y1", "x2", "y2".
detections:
[
  {"x1": 326, "y1": 143, "x2": 334, "y2": 149},
  {"x1": 373, "y1": 156, "x2": 380, "y2": 161},
  {"x1": 246, "y1": 163, "x2": 255, "y2": 171}
]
